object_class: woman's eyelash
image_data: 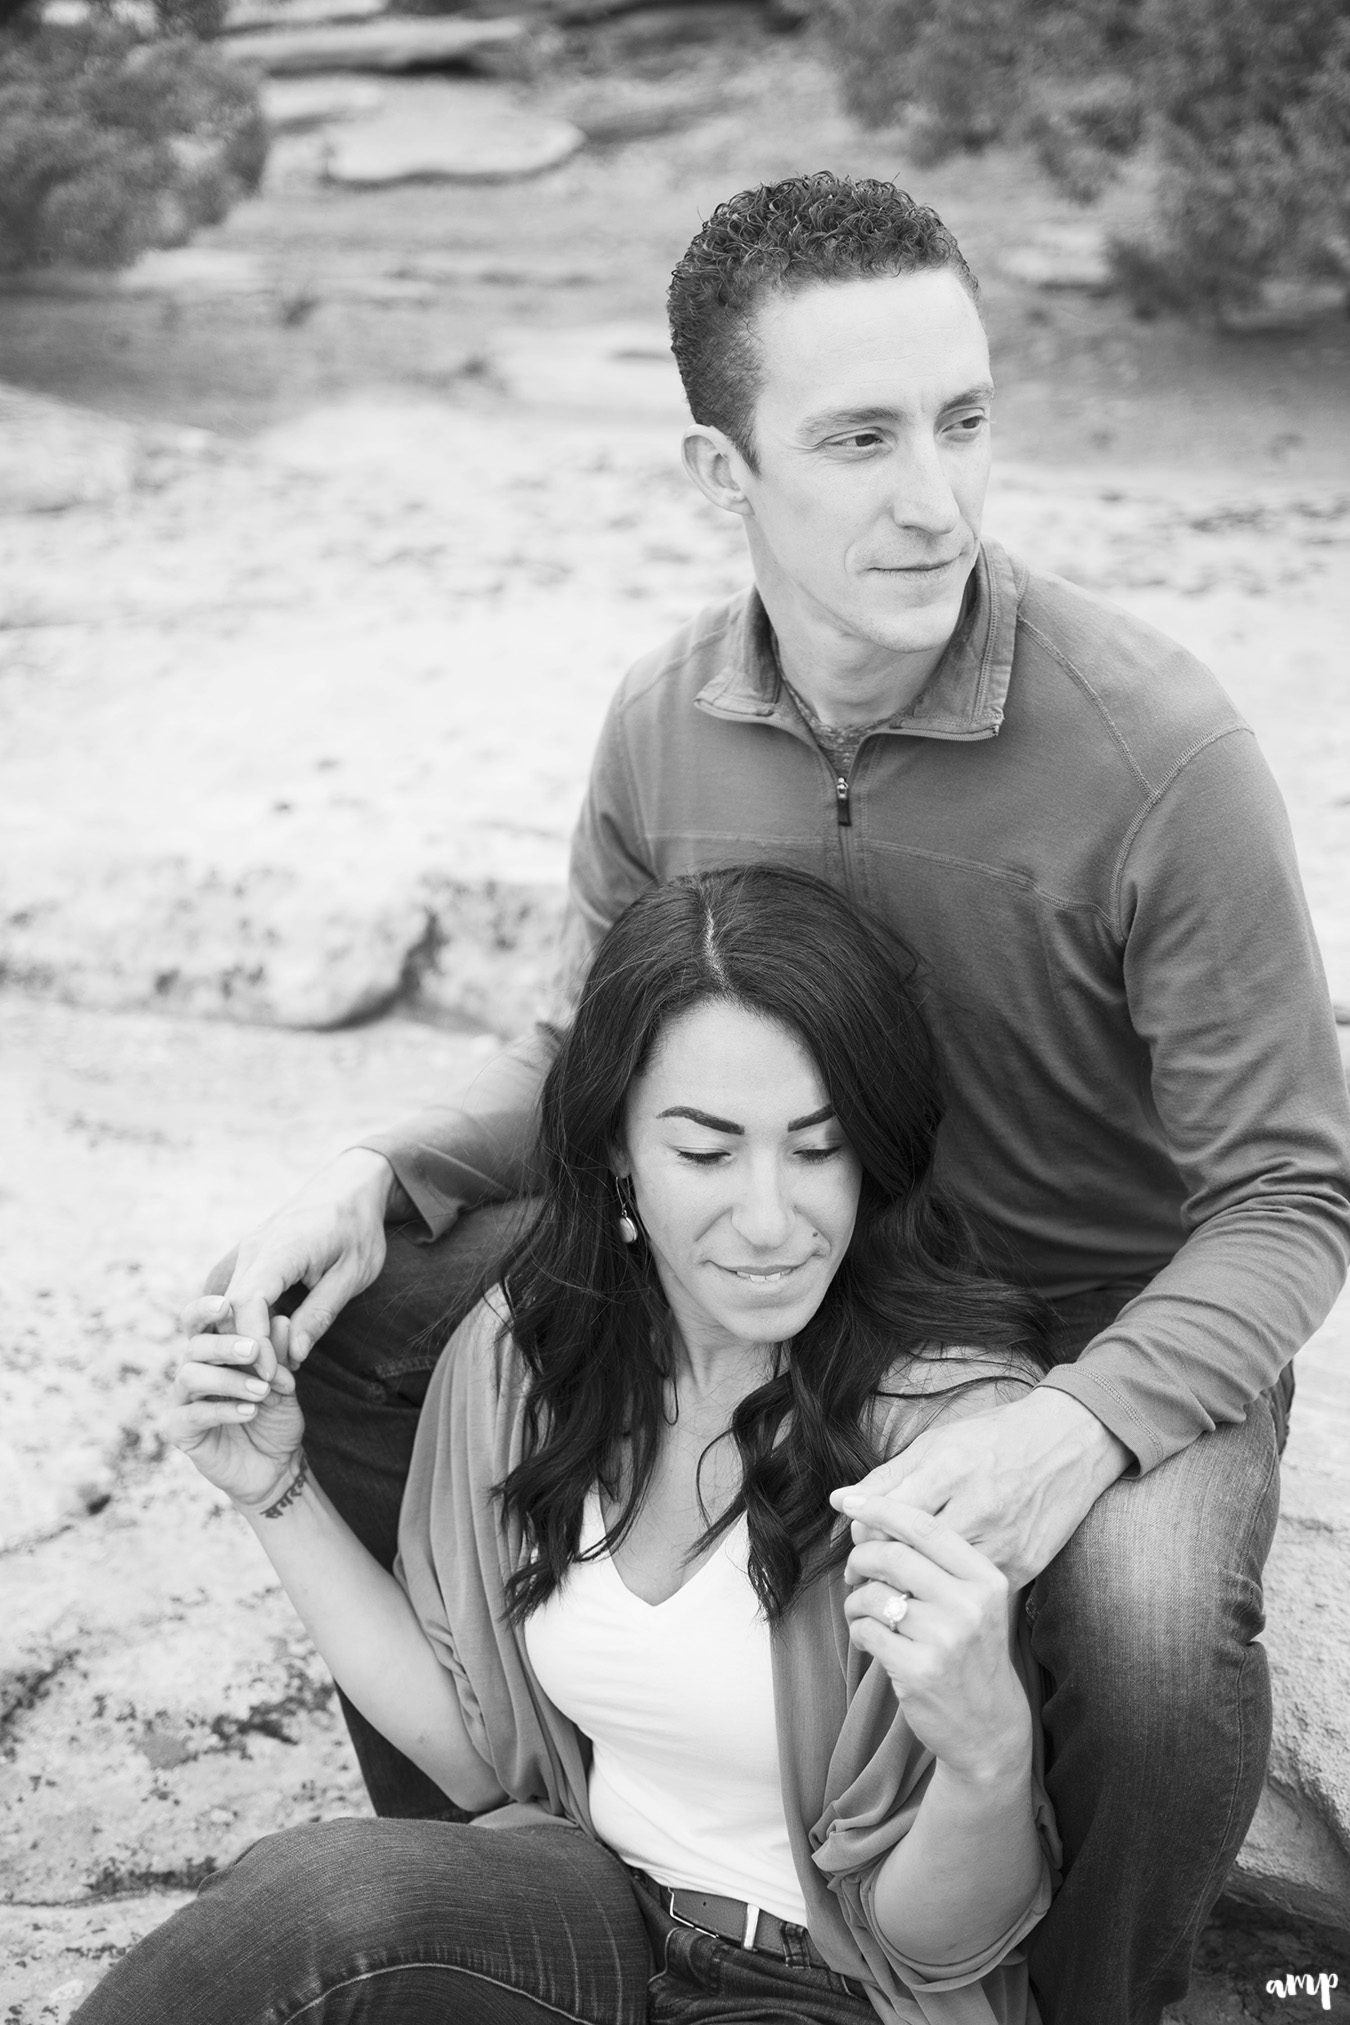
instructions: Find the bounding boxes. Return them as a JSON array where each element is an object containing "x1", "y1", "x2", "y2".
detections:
[{"x1": 674, "y1": 1145, "x2": 845, "y2": 1165}]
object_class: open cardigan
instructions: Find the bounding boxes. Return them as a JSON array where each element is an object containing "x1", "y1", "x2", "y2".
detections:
[{"x1": 395, "y1": 1296, "x2": 1061, "y2": 2025}]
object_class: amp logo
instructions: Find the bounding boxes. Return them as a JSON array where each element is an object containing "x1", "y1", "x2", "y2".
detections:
[{"x1": 1266, "y1": 1974, "x2": 1339, "y2": 2011}]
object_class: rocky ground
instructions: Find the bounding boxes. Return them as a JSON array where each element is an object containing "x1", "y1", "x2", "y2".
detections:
[{"x1": 3, "y1": 21, "x2": 1350, "y2": 2018}]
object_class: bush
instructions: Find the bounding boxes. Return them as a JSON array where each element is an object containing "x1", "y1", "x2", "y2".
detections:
[
  {"x1": 0, "y1": 2, "x2": 266, "y2": 273},
  {"x1": 818, "y1": 0, "x2": 1350, "y2": 316}
]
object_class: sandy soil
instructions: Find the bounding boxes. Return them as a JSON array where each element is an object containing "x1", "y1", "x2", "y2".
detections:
[{"x1": 2, "y1": 24, "x2": 1349, "y2": 2019}]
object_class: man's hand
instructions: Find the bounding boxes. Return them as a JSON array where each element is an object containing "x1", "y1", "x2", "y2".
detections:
[
  {"x1": 835, "y1": 1387, "x2": 1133, "y2": 1588},
  {"x1": 202, "y1": 1148, "x2": 402, "y2": 1367}
]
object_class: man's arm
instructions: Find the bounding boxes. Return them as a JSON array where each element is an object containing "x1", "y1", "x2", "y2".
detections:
[
  {"x1": 1036, "y1": 727, "x2": 1350, "y2": 1474},
  {"x1": 846, "y1": 730, "x2": 1350, "y2": 1577}
]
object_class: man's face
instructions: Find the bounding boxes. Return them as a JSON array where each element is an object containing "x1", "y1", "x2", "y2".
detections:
[{"x1": 733, "y1": 269, "x2": 993, "y2": 668}]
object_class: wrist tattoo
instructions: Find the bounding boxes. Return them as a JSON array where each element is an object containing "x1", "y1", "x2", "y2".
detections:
[{"x1": 260, "y1": 1451, "x2": 310, "y2": 1520}]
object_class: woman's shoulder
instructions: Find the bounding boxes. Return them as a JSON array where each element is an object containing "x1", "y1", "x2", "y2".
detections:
[
  {"x1": 430, "y1": 1287, "x2": 528, "y2": 1417},
  {"x1": 868, "y1": 1344, "x2": 1040, "y2": 1448}
]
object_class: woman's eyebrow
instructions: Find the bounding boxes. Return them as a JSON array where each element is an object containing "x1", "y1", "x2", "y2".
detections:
[
  {"x1": 659, "y1": 1106, "x2": 743, "y2": 1134},
  {"x1": 657, "y1": 1103, "x2": 837, "y2": 1133},
  {"x1": 788, "y1": 1105, "x2": 836, "y2": 1130}
]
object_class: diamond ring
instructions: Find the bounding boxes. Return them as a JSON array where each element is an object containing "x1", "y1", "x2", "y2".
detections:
[{"x1": 882, "y1": 1591, "x2": 911, "y2": 1631}]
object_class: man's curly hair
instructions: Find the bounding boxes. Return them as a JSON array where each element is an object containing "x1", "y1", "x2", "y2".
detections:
[{"x1": 667, "y1": 172, "x2": 979, "y2": 471}]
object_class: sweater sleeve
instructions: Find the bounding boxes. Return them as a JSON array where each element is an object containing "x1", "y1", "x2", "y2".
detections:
[
  {"x1": 1039, "y1": 727, "x2": 1350, "y2": 1472},
  {"x1": 355, "y1": 690, "x2": 657, "y2": 1240}
]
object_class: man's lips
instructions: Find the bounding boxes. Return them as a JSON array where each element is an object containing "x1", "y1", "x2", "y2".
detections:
[{"x1": 868, "y1": 555, "x2": 964, "y2": 574}]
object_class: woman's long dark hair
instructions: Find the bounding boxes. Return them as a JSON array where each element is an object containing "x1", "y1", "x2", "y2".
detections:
[{"x1": 495, "y1": 864, "x2": 1051, "y2": 1625}]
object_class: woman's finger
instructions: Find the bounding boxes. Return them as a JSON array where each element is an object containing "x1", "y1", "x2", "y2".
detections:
[
  {"x1": 844, "y1": 1537, "x2": 957, "y2": 1602},
  {"x1": 844, "y1": 1580, "x2": 922, "y2": 1635},
  {"x1": 182, "y1": 1332, "x2": 268, "y2": 1371},
  {"x1": 174, "y1": 1360, "x2": 273, "y2": 1407},
  {"x1": 165, "y1": 1398, "x2": 260, "y2": 1445},
  {"x1": 834, "y1": 1494, "x2": 1001, "y2": 1583}
]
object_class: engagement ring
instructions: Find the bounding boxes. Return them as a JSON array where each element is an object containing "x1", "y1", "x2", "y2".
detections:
[{"x1": 882, "y1": 1591, "x2": 911, "y2": 1630}]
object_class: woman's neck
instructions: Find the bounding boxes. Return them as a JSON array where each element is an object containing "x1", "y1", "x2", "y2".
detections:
[{"x1": 669, "y1": 1325, "x2": 778, "y2": 1412}]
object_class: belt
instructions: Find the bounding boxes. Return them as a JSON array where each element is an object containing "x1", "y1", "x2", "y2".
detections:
[{"x1": 630, "y1": 1869, "x2": 836, "y2": 1973}]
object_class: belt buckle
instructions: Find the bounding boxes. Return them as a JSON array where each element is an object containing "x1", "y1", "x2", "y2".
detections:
[
  {"x1": 663, "y1": 1888, "x2": 762, "y2": 1952},
  {"x1": 664, "y1": 1892, "x2": 719, "y2": 1943}
]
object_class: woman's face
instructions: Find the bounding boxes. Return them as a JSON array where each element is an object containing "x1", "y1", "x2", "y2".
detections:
[{"x1": 615, "y1": 998, "x2": 863, "y2": 1360}]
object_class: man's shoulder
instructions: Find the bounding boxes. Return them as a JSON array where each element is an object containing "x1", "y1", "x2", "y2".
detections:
[
  {"x1": 1009, "y1": 554, "x2": 1249, "y2": 774},
  {"x1": 610, "y1": 586, "x2": 758, "y2": 717}
]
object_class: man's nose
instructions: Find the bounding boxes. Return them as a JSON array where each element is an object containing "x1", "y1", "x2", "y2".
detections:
[{"x1": 887, "y1": 440, "x2": 962, "y2": 536}]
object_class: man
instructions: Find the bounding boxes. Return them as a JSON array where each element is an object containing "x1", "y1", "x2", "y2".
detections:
[{"x1": 204, "y1": 176, "x2": 1350, "y2": 2024}]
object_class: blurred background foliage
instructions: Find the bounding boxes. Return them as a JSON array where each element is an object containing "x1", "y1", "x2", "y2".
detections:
[
  {"x1": 1, "y1": 0, "x2": 1346, "y2": 321},
  {"x1": 817, "y1": 0, "x2": 1350, "y2": 316},
  {"x1": 0, "y1": 0, "x2": 265, "y2": 273}
]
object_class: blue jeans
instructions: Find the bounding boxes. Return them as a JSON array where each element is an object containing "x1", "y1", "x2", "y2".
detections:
[
  {"x1": 220, "y1": 1212, "x2": 1291, "y2": 2025},
  {"x1": 71, "y1": 1817, "x2": 876, "y2": 2024}
]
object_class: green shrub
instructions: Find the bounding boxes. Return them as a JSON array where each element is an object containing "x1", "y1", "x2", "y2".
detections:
[
  {"x1": 819, "y1": 0, "x2": 1350, "y2": 316},
  {"x1": 0, "y1": 4, "x2": 266, "y2": 273}
]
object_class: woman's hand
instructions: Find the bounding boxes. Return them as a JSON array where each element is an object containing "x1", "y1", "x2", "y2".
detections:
[
  {"x1": 166, "y1": 1295, "x2": 305, "y2": 1511},
  {"x1": 834, "y1": 1492, "x2": 1032, "y2": 1784}
]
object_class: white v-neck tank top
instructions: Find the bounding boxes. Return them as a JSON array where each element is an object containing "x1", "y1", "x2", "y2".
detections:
[{"x1": 523, "y1": 1489, "x2": 808, "y2": 1926}]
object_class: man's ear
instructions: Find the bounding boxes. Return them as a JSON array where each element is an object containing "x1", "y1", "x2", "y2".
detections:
[{"x1": 682, "y1": 425, "x2": 753, "y2": 520}]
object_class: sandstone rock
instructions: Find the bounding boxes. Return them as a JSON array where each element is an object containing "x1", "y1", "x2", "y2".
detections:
[
  {"x1": 490, "y1": 319, "x2": 685, "y2": 413},
  {"x1": 998, "y1": 225, "x2": 1113, "y2": 295},
  {"x1": 1228, "y1": 1300, "x2": 1350, "y2": 1933},
  {"x1": 324, "y1": 80, "x2": 583, "y2": 184},
  {"x1": 226, "y1": 0, "x2": 383, "y2": 29},
  {"x1": 0, "y1": 1474, "x2": 367, "y2": 1907},
  {"x1": 221, "y1": 15, "x2": 528, "y2": 74},
  {"x1": 393, "y1": 249, "x2": 599, "y2": 286},
  {"x1": 0, "y1": 1895, "x2": 194, "y2": 2025},
  {"x1": 409, "y1": 876, "x2": 567, "y2": 1035},
  {"x1": 115, "y1": 246, "x2": 272, "y2": 297},
  {"x1": 0, "y1": 386, "x2": 138, "y2": 516},
  {"x1": 0, "y1": 854, "x2": 433, "y2": 1030},
  {"x1": 261, "y1": 75, "x2": 384, "y2": 132},
  {"x1": 1219, "y1": 280, "x2": 1348, "y2": 336}
]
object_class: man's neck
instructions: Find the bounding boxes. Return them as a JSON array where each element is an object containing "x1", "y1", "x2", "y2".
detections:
[
  {"x1": 774, "y1": 631, "x2": 942, "y2": 728},
  {"x1": 756, "y1": 580, "x2": 957, "y2": 730}
]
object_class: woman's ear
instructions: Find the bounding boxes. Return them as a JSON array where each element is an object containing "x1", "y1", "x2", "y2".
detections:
[{"x1": 609, "y1": 1143, "x2": 632, "y2": 1180}]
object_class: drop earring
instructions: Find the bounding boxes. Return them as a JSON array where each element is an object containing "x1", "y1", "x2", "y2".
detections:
[{"x1": 615, "y1": 1177, "x2": 639, "y2": 1245}]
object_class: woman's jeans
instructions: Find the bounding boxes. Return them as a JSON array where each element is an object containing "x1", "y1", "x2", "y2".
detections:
[
  {"x1": 208, "y1": 1207, "x2": 1291, "y2": 2025},
  {"x1": 72, "y1": 1817, "x2": 876, "y2": 2025}
]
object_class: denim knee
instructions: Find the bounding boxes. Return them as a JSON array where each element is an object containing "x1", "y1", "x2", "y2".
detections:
[{"x1": 1029, "y1": 1396, "x2": 1281, "y2": 1717}]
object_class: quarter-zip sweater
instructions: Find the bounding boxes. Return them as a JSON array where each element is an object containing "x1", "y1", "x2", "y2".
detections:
[{"x1": 364, "y1": 541, "x2": 1350, "y2": 1476}]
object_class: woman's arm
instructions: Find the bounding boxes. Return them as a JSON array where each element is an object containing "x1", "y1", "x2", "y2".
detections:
[
  {"x1": 835, "y1": 1494, "x2": 1046, "y2": 1967},
  {"x1": 169, "y1": 1299, "x2": 506, "y2": 1815}
]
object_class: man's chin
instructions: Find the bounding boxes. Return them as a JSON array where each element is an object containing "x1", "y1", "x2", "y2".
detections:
[{"x1": 852, "y1": 599, "x2": 966, "y2": 659}]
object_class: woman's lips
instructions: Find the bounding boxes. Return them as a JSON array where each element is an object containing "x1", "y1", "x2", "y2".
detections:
[{"x1": 718, "y1": 1261, "x2": 810, "y2": 1283}]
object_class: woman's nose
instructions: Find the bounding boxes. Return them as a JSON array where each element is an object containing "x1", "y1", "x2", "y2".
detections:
[{"x1": 730, "y1": 1163, "x2": 795, "y2": 1249}]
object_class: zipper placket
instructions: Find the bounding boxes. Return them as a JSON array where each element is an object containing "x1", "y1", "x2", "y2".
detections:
[{"x1": 827, "y1": 748, "x2": 864, "y2": 901}]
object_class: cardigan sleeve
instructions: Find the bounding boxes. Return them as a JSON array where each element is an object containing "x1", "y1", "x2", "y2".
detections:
[
  {"x1": 796, "y1": 1357, "x2": 1061, "y2": 2023},
  {"x1": 394, "y1": 1295, "x2": 594, "y2": 1824}
]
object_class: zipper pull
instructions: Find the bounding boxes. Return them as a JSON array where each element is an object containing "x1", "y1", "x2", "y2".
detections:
[{"x1": 835, "y1": 775, "x2": 852, "y2": 827}]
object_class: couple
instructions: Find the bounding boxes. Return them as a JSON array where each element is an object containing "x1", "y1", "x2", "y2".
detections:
[{"x1": 78, "y1": 173, "x2": 1350, "y2": 2025}]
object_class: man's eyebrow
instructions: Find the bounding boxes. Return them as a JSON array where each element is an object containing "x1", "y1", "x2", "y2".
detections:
[{"x1": 800, "y1": 385, "x2": 996, "y2": 435}]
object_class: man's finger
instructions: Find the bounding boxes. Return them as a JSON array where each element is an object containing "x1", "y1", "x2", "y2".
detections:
[
  {"x1": 178, "y1": 1294, "x2": 233, "y2": 1336},
  {"x1": 286, "y1": 1263, "x2": 359, "y2": 1363},
  {"x1": 201, "y1": 1248, "x2": 238, "y2": 1299}
]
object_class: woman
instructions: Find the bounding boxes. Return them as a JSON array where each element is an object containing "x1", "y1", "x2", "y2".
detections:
[{"x1": 76, "y1": 864, "x2": 1060, "y2": 2025}]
